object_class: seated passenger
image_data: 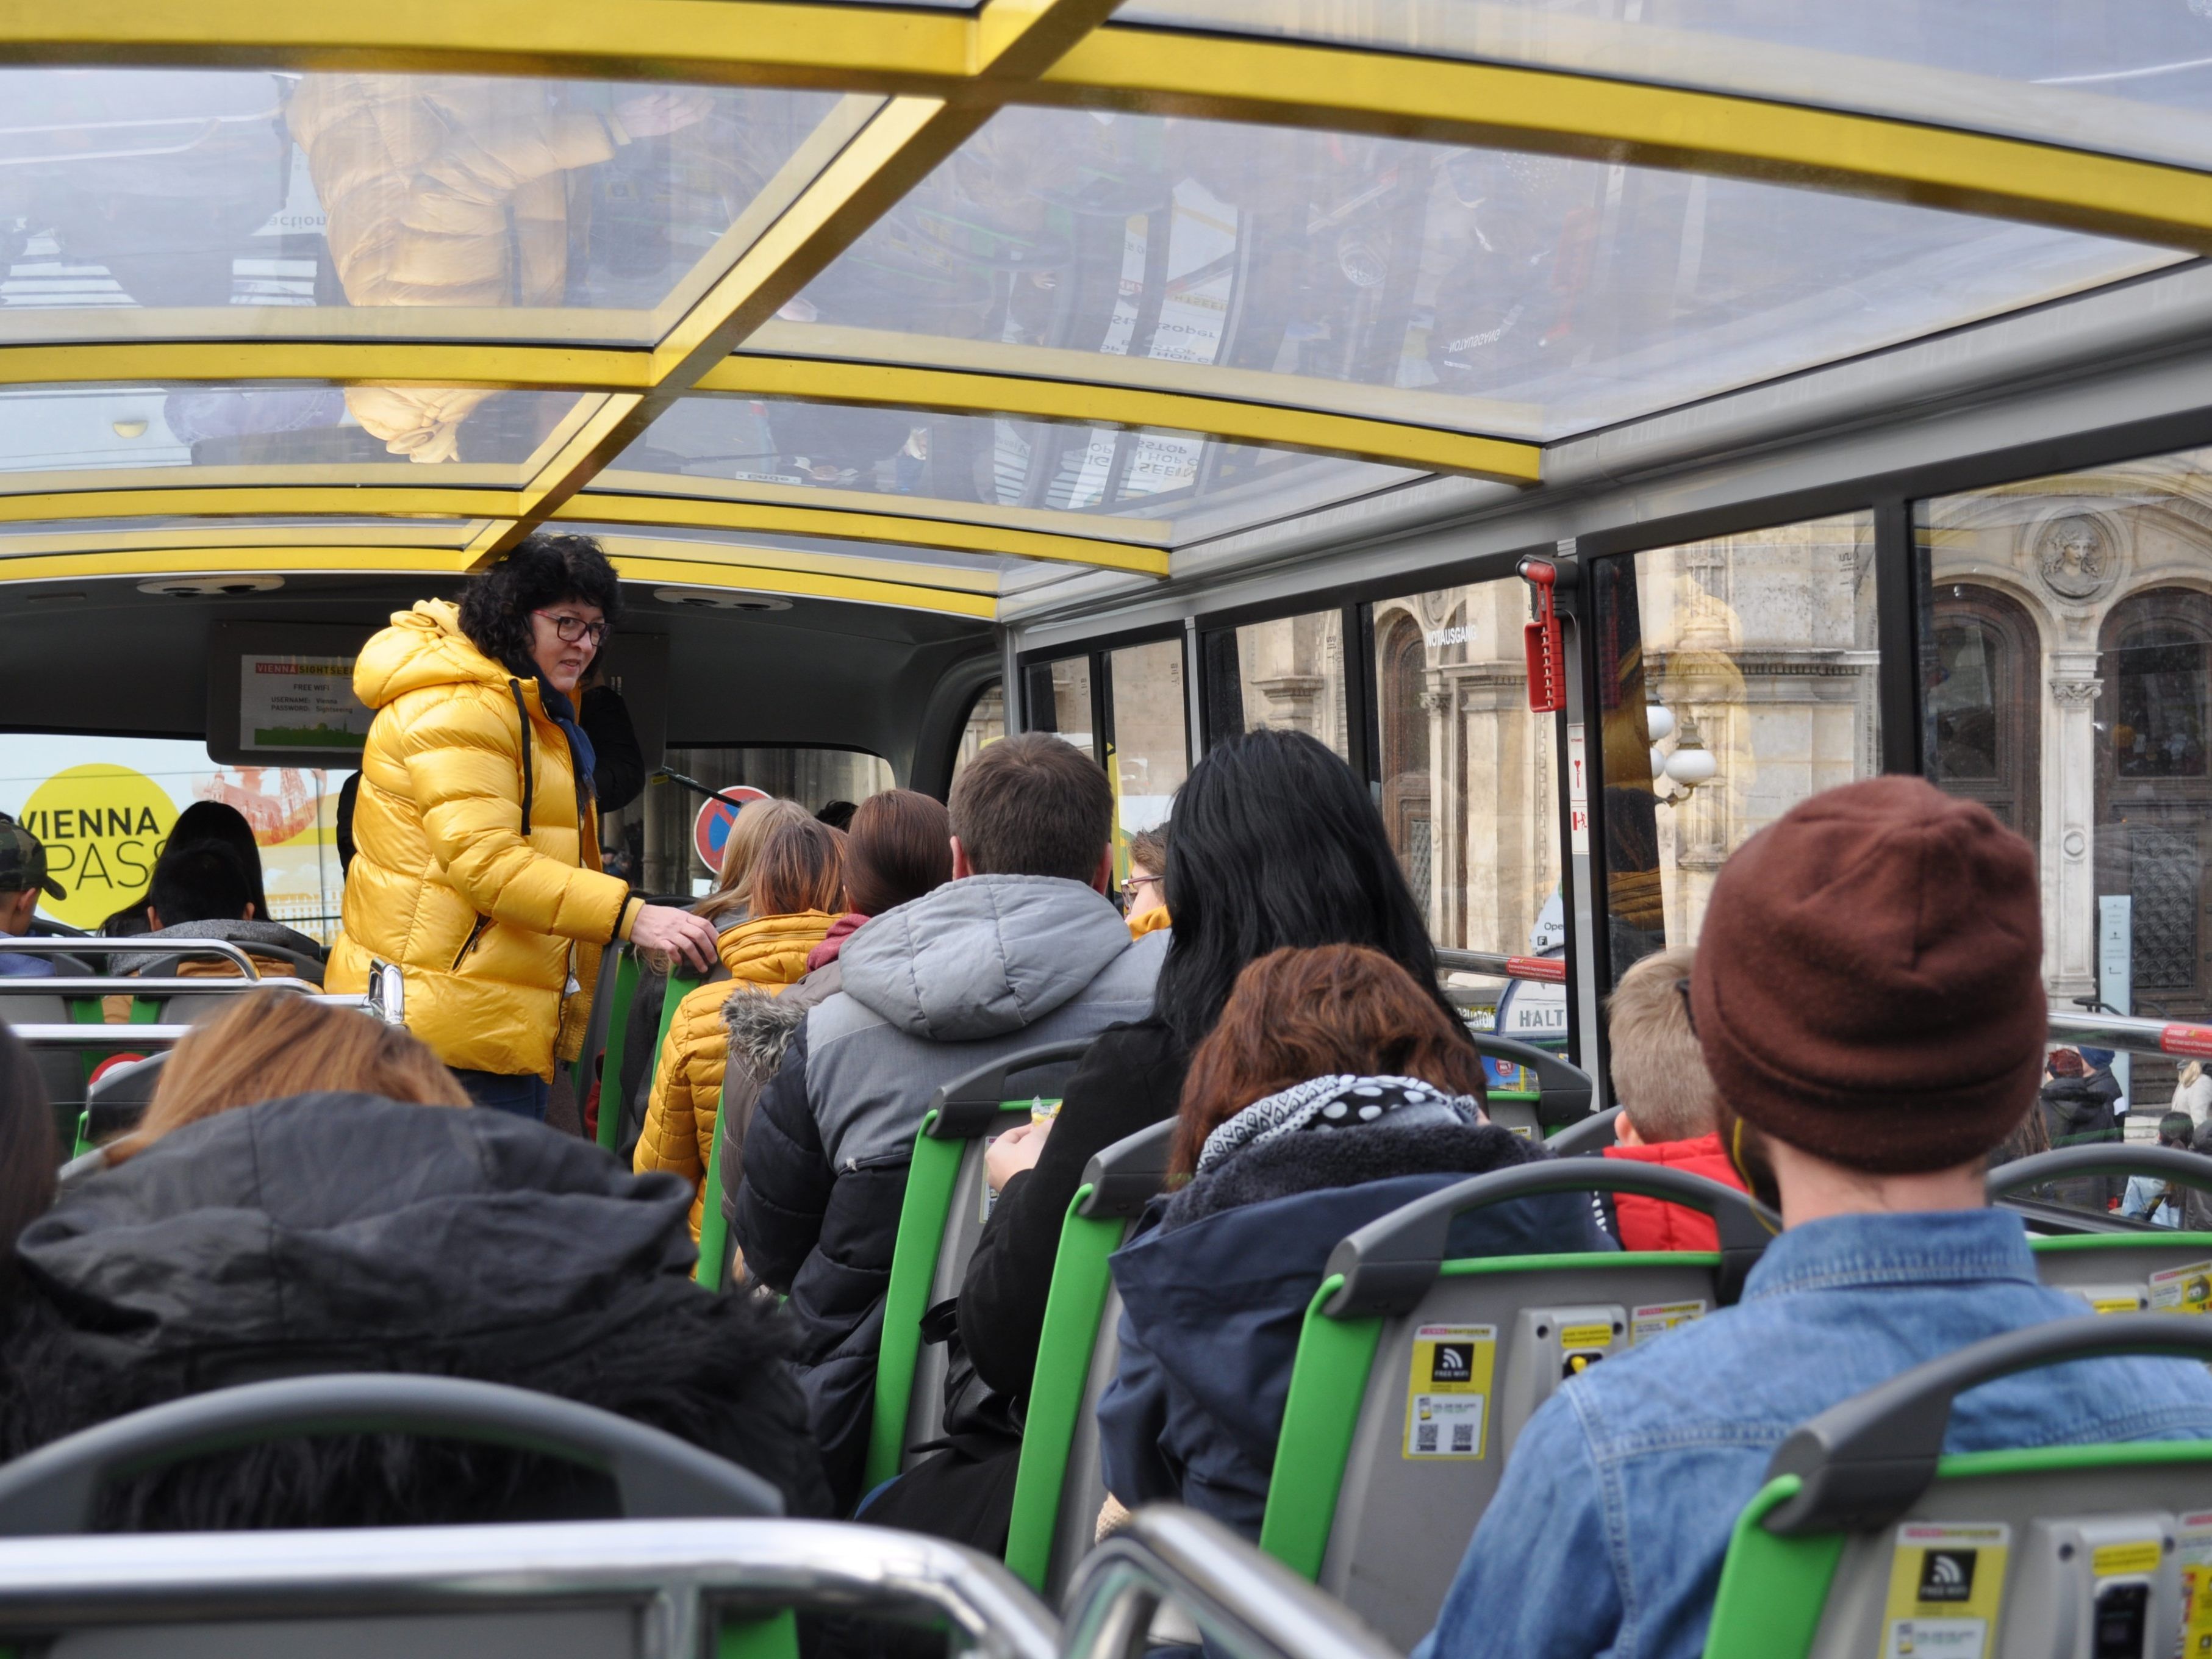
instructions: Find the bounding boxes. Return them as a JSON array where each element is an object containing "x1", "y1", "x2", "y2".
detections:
[
  {"x1": 0, "y1": 993, "x2": 829, "y2": 1527},
  {"x1": 1420, "y1": 778, "x2": 2212, "y2": 1659},
  {"x1": 607, "y1": 796, "x2": 809, "y2": 1158},
  {"x1": 116, "y1": 986, "x2": 470, "y2": 1159},
  {"x1": 732, "y1": 733, "x2": 1166, "y2": 1508},
  {"x1": 714, "y1": 789, "x2": 953, "y2": 1227},
  {"x1": 110, "y1": 842, "x2": 324, "y2": 981},
  {"x1": 1097, "y1": 943, "x2": 1608, "y2": 1543},
  {"x1": 1597, "y1": 945, "x2": 1746, "y2": 1249},
  {"x1": 962, "y1": 729, "x2": 1464, "y2": 1421},
  {"x1": 1122, "y1": 825, "x2": 1169, "y2": 939},
  {"x1": 0, "y1": 814, "x2": 62, "y2": 978},
  {"x1": 2120, "y1": 1110, "x2": 2199, "y2": 1227},
  {"x1": 634, "y1": 817, "x2": 846, "y2": 1239}
]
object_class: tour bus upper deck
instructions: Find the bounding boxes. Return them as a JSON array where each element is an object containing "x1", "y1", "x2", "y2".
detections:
[{"x1": 4, "y1": 9, "x2": 2212, "y2": 1658}]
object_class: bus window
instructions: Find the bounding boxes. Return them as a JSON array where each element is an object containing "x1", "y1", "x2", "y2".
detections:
[
  {"x1": 1209, "y1": 610, "x2": 1351, "y2": 761},
  {"x1": 1591, "y1": 515, "x2": 1881, "y2": 983},
  {"x1": 0, "y1": 736, "x2": 344, "y2": 941},
  {"x1": 1023, "y1": 656, "x2": 1095, "y2": 762},
  {"x1": 1921, "y1": 450, "x2": 2212, "y2": 1195},
  {"x1": 951, "y1": 681, "x2": 1004, "y2": 787},
  {"x1": 1371, "y1": 581, "x2": 1558, "y2": 959},
  {"x1": 624, "y1": 747, "x2": 893, "y2": 897},
  {"x1": 1107, "y1": 640, "x2": 1188, "y2": 865}
]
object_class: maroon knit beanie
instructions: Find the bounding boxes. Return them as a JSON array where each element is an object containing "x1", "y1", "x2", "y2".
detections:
[{"x1": 1689, "y1": 776, "x2": 2045, "y2": 1173}]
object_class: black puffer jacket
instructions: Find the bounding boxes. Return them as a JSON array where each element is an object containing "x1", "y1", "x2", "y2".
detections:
[{"x1": 0, "y1": 1092, "x2": 830, "y2": 1529}]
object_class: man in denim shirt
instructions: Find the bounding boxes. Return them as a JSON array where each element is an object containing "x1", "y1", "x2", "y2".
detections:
[{"x1": 1420, "y1": 778, "x2": 2212, "y2": 1659}]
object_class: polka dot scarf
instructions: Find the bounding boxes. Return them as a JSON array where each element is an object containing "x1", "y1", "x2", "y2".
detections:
[{"x1": 1195, "y1": 1074, "x2": 1482, "y2": 1177}]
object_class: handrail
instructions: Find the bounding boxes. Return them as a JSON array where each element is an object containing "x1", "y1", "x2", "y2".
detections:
[
  {"x1": 1436, "y1": 948, "x2": 1566, "y2": 984},
  {"x1": 0, "y1": 936, "x2": 261, "y2": 979},
  {"x1": 1064, "y1": 1507, "x2": 1396, "y2": 1659},
  {"x1": 0, "y1": 1374, "x2": 784, "y2": 1536},
  {"x1": 1322, "y1": 1161, "x2": 1778, "y2": 1316},
  {"x1": 2049, "y1": 1008, "x2": 2212, "y2": 1059},
  {"x1": 0, "y1": 977, "x2": 299, "y2": 997},
  {"x1": 8, "y1": 994, "x2": 384, "y2": 1048},
  {"x1": 0, "y1": 1519, "x2": 1059, "y2": 1659}
]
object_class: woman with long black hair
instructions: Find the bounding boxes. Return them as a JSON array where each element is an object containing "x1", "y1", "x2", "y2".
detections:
[
  {"x1": 890, "y1": 729, "x2": 1462, "y2": 1545},
  {"x1": 328, "y1": 534, "x2": 716, "y2": 1119}
]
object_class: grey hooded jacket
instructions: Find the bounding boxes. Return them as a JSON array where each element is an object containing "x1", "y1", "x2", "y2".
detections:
[{"x1": 731, "y1": 873, "x2": 1165, "y2": 1506}]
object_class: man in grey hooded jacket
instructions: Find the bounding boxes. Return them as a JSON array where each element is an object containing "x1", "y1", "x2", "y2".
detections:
[{"x1": 731, "y1": 733, "x2": 1166, "y2": 1507}]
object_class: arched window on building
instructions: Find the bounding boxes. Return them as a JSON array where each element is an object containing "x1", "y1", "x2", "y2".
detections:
[
  {"x1": 1927, "y1": 585, "x2": 2041, "y2": 845},
  {"x1": 1377, "y1": 611, "x2": 1433, "y2": 917},
  {"x1": 2099, "y1": 589, "x2": 2212, "y2": 1012}
]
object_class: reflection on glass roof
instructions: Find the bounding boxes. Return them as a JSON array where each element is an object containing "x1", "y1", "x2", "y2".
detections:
[
  {"x1": 0, "y1": 384, "x2": 585, "y2": 473},
  {"x1": 0, "y1": 72, "x2": 842, "y2": 339},
  {"x1": 1119, "y1": 0, "x2": 2212, "y2": 171},
  {"x1": 764, "y1": 107, "x2": 2178, "y2": 441},
  {"x1": 610, "y1": 396, "x2": 1418, "y2": 536}
]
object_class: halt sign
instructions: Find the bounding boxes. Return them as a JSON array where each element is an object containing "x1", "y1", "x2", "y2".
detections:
[{"x1": 694, "y1": 787, "x2": 770, "y2": 874}]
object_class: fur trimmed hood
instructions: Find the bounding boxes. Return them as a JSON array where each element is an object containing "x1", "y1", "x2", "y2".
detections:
[{"x1": 723, "y1": 982, "x2": 810, "y2": 1077}]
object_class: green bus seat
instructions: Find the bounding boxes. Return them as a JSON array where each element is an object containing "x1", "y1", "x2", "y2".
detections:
[
  {"x1": 1004, "y1": 1117, "x2": 1175, "y2": 1595},
  {"x1": 1260, "y1": 1161, "x2": 1777, "y2": 1651},
  {"x1": 1703, "y1": 1314, "x2": 2212, "y2": 1659},
  {"x1": 1464, "y1": 1034, "x2": 1594, "y2": 1141},
  {"x1": 1995, "y1": 1146, "x2": 2212, "y2": 1313},
  {"x1": 580, "y1": 943, "x2": 639, "y2": 1138},
  {"x1": 864, "y1": 1038, "x2": 1094, "y2": 1494}
]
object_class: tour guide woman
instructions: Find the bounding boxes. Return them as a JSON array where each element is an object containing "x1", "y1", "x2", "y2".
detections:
[{"x1": 329, "y1": 534, "x2": 716, "y2": 1117}]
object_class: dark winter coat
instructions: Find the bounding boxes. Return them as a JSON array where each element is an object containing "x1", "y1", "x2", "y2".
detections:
[
  {"x1": 957, "y1": 1017, "x2": 1189, "y2": 1403},
  {"x1": 1097, "y1": 1119, "x2": 1611, "y2": 1541},
  {"x1": 2042, "y1": 1067, "x2": 2124, "y2": 1147},
  {"x1": 0, "y1": 1091, "x2": 830, "y2": 1529},
  {"x1": 731, "y1": 875, "x2": 1166, "y2": 1510}
]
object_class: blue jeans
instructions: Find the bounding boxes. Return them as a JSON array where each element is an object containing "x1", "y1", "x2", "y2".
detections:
[{"x1": 452, "y1": 1069, "x2": 549, "y2": 1122}]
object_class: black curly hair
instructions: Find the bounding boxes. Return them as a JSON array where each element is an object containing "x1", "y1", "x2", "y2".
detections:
[{"x1": 456, "y1": 533, "x2": 623, "y2": 678}]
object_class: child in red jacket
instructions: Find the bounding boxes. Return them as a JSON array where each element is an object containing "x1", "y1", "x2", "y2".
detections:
[{"x1": 1600, "y1": 946, "x2": 1748, "y2": 1249}]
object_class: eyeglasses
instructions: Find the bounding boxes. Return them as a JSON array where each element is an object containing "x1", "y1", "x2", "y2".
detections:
[
  {"x1": 1120, "y1": 874, "x2": 1161, "y2": 901},
  {"x1": 534, "y1": 610, "x2": 609, "y2": 646}
]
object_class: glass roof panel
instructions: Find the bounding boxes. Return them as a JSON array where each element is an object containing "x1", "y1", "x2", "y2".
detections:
[
  {"x1": 0, "y1": 515, "x2": 484, "y2": 553},
  {"x1": 761, "y1": 106, "x2": 2178, "y2": 442},
  {"x1": 1117, "y1": 0, "x2": 2212, "y2": 171},
  {"x1": 0, "y1": 384, "x2": 591, "y2": 479},
  {"x1": 0, "y1": 72, "x2": 850, "y2": 345},
  {"x1": 606, "y1": 395, "x2": 1420, "y2": 542}
]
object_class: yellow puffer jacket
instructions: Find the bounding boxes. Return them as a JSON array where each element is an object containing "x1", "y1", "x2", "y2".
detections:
[
  {"x1": 328, "y1": 600, "x2": 633, "y2": 1080},
  {"x1": 634, "y1": 909, "x2": 840, "y2": 1239},
  {"x1": 285, "y1": 75, "x2": 625, "y2": 462}
]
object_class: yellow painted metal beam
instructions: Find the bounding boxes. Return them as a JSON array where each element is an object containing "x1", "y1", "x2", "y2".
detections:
[
  {"x1": 697, "y1": 356, "x2": 1542, "y2": 484},
  {"x1": 593, "y1": 468, "x2": 1174, "y2": 548},
  {"x1": 592, "y1": 531, "x2": 1004, "y2": 597},
  {"x1": 1039, "y1": 29, "x2": 2212, "y2": 253},
  {"x1": 481, "y1": 0, "x2": 1129, "y2": 564},
  {"x1": 0, "y1": 0, "x2": 975, "y2": 90},
  {"x1": 0, "y1": 486, "x2": 511, "y2": 525},
  {"x1": 0, "y1": 341, "x2": 653, "y2": 392},
  {"x1": 605, "y1": 550, "x2": 998, "y2": 618},
  {"x1": 559, "y1": 488, "x2": 1167, "y2": 576},
  {"x1": 0, "y1": 545, "x2": 476, "y2": 586}
]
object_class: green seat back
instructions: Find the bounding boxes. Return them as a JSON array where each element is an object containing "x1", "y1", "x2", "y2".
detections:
[
  {"x1": 1703, "y1": 1316, "x2": 2212, "y2": 1659},
  {"x1": 1003, "y1": 1117, "x2": 1173, "y2": 1594},
  {"x1": 863, "y1": 1038, "x2": 1093, "y2": 1492},
  {"x1": 591, "y1": 946, "x2": 642, "y2": 1153},
  {"x1": 1259, "y1": 1161, "x2": 1776, "y2": 1652}
]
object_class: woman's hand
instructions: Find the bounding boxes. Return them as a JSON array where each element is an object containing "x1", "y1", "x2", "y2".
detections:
[
  {"x1": 629, "y1": 903, "x2": 719, "y2": 973},
  {"x1": 986, "y1": 1118, "x2": 1052, "y2": 1194}
]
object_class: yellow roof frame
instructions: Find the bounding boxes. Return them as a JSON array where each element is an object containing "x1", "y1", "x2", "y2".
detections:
[{"x1": 1, "y1": 2, "x2": 2210, "y2": 609}]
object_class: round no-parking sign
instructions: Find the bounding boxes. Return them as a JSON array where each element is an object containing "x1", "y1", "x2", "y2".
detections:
[{"x1": 693, "y1": 787, "x2": 770, "y2": 875}]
